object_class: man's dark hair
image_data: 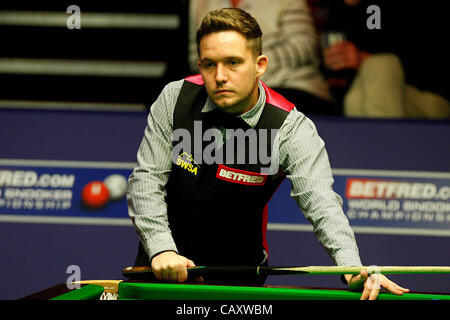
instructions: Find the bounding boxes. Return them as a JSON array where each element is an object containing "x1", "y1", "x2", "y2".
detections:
[{"x1": 196, "y1": 8, "x2": 263, "y2": 58}]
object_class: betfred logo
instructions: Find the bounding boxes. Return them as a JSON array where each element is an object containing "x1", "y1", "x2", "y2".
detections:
[
  {"x1": 346, "y1": 178, "x2": 439, "y2": 199},
  {"x1": 216, "y1": 164, "x2": 267, "y2": 186}
]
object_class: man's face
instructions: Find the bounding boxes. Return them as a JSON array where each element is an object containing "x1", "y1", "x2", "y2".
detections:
[{"x1": 198, "y1": 30, "x2": 267, "y2": 114}]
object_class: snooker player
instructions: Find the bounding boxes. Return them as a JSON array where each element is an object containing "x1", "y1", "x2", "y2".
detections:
[{"x1": 127, "y1": 8, "x2": 409, "y2": 300}]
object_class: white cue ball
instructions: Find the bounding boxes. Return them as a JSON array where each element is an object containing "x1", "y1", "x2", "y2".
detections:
[{"x1": 103, "y1": 174, "x2": 128, "y2": 201}]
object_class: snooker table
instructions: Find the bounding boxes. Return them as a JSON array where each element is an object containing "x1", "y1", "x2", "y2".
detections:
[{"x1": 22, "y1": 281, "x2": 450, "y2": 300}]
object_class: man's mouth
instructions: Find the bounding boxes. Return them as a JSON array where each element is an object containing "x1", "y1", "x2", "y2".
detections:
[{"x1": 215, "y1": 89, "x2": 232, "y2": 94}]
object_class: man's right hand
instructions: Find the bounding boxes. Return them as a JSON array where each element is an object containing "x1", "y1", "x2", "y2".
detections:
[{"x1": 151, "y1": 251, "x2": 199, "y2": 283}]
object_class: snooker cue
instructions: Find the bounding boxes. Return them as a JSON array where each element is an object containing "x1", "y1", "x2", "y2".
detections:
[{"x1": 122, "y1": 266, "x2": 450, "y2": 279}]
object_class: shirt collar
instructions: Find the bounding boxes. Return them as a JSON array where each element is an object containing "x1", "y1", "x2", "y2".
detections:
[{"x1": 201, "y1": 81, "x2": 266, "y2": 128}]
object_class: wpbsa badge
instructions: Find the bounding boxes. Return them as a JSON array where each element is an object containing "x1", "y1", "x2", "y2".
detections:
[{"x1": 216, "y1": 164, "x2": 267, "y2": 186}]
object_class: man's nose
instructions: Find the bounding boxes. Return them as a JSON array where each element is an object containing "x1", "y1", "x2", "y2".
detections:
[{"x1": 215, "y1": 63, "x2": 228, "y2": 84}]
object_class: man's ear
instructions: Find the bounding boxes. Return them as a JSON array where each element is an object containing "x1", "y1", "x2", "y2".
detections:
[{"x1": 255, "y1": 55, "x2": 268, "y2": 78}]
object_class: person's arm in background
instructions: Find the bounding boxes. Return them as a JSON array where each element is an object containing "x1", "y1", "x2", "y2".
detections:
[
  {"x1": 127, "y1": 81, "x2": 197, "y2": 282},
  {"x1": 187, "y1": 0, "x2": 207, "y2": 73},
  {"x1": 262, "y1": 0, "x2": 322, "y2": 77}
]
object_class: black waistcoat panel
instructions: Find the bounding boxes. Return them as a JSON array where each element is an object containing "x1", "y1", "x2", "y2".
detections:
[{"x1": 165, "y1": 75, "x2": 294, "y2": 268}]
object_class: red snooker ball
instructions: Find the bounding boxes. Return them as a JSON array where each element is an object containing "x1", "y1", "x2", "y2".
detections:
[{"x1": 81, "y1": 180, "x2": 110, "y2": 209}]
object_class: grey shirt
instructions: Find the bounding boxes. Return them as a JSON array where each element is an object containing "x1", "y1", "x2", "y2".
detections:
[{"x1": 127, "y1": 79, "x2": 362, "y2": 267}]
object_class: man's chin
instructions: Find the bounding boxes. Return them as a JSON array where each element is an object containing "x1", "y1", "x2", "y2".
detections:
[
  {"x1": 216, "y1": 104, "x2": 241, "y2": 114},
  {"x1": 213, "y1": 100, "x2": 238, "y2": 113}
]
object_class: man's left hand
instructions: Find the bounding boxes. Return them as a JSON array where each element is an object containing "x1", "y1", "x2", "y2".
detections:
[{"x1": 344, "y1": 270, "x2": 410, "y2": 300}]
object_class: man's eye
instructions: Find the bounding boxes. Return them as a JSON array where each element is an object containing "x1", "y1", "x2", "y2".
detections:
[
  {"x1": 203, "y1": 62, "x2": 215, "y2": 68},
  {"x1": 227, "y1": 60, "x2": 238, "y2": 66}
]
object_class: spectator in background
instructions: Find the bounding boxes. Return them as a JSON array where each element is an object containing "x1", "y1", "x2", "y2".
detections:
[
  {"x1": 188, "y1": 0, "x2": 340, "y2": 116},
  {"x1": 317, "y1": 0, "x2": 450, "y2": 119}
]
